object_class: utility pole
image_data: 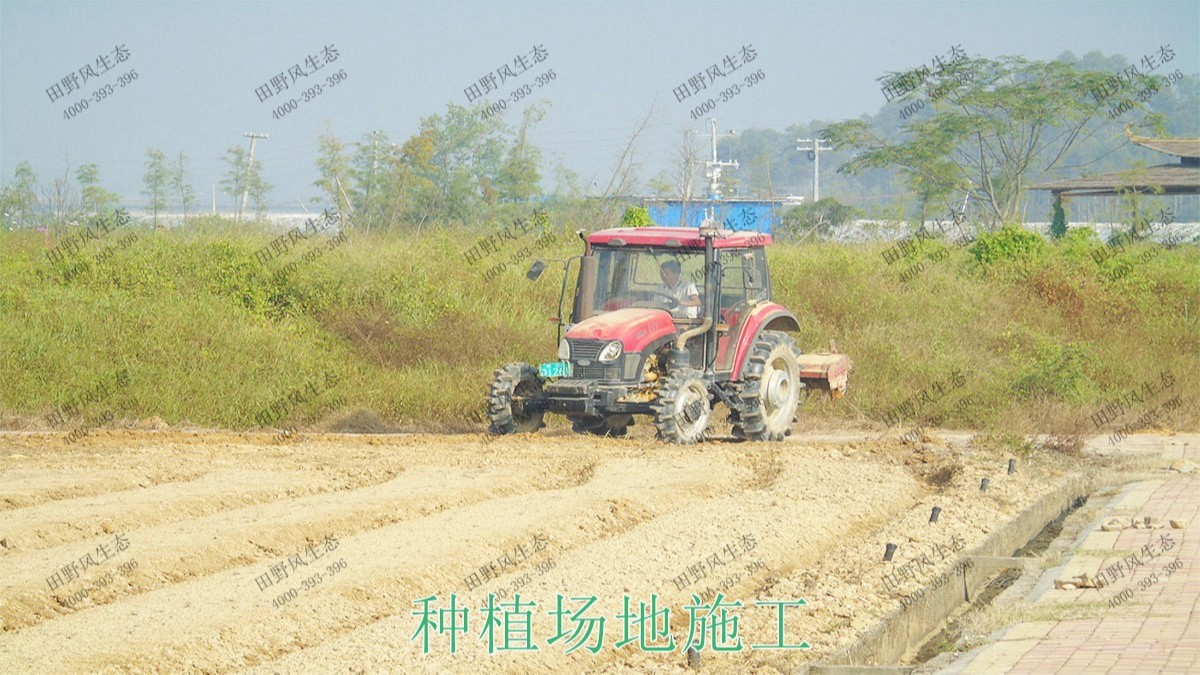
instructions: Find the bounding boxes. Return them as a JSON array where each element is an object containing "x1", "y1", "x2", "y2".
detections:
[
  {"x1": 240, "y1": 132, "x2": 268, "y2": 220},
  {"x1": 211, "y1": 184, "x2": 216, "y2": 214},
  {"x1": 797, "y1": 138, "x2": 832, "y2": 202},
  {"x1": 705, "y1": 118, "x2": 739, "y2": 200}
]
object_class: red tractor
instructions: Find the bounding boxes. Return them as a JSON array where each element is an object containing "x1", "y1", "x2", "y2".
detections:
[{"x1": 487, "y1": 223, "x2": 850, "y2": 444}]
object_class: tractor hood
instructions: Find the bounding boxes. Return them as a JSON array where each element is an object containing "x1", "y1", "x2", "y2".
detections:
[{"x1": 565, "y1": 308, "x2": 677, "y2": 353}]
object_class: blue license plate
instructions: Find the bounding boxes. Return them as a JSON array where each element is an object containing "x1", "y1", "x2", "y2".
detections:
[{"x1": 538, "y1": 361, "x2": 572, "y2": 378}]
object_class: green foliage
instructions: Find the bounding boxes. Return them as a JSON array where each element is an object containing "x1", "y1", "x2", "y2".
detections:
[
  {"x1": 619, "y1": 206, "x2": 655, "y2": 228},
  {"x1": 173, "y1": 152, "x2": 196, "y2": 222},
  {"x1": 551, "y1": 161, "x2": 584, "y2": 200},
  {"x1": 1055, "y1": 225, "x2": 1100, "y2": 262},
  {"x1": 1011, "y1": 342, "x2": 1098, "y2": 403},
  {"x1": 220, "y1": 146, "x2": 271, "y2": 220},
  {"x1": 314, "y1": 122, "x2": 355, "y2": 217},
  {"x1": 314, "y1": 102, "x2": 548, "y2": 229},
  {"x1": 404, "y1": 102, "x2": 513, "y2": 224},
  {"x1": 646, "y1": 171, "x2": 674, "y2": 197},
  {"x1": 969, "y1": 223, "x2": 1047, "y2": 265},
  {"x1": 351, "y1": 130, "x2": 392, "y2": 231},
  {"x1": 978, "y1": 431, "x2": 1040, "y2": 458},
  {"x1": 715, "y1": 57, "x2": 1199, "y2": 221},
  {"x1": 822, "y1": 55, "x2": 1184, "y2": 225},
  {"x1": 497, "y1": 103, "x2": 548, "y2": 204},
  {"x1": 219, "y1": 146, "x2": 246, "y2": 216},
  {"x1": 780, "y1": 197, "x2": 863, "y2": 240},
  {"x1": 1050, "y1": 197, "x2": 1067, "y2": 239},
  {"x1": 76, "y1": 163, "x2": 121, "y2": 217},
  {"x1": 143, "y1": 149, "x2": 170, "y2": 227},
  {"x1": 2, "y1": 211, "x2": 1196, "y2": 434}
]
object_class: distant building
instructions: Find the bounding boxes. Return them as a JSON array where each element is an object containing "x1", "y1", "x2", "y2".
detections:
[{"x1": 1032, "y1": 127, "x2": 1200, "y2": 200}]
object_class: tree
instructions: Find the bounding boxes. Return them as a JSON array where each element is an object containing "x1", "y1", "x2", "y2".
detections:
[
  {"x1": 173, "y1": 152, "x2": 196, "y2": 223},
  {"x1": 1112, "y1": 163, "x2": 1162, "y2": 237},
  {"x1": 673, "y1": 129, "x2": 703, "y2": 200},
  {"x1": 430, "y1": 103, "x2": 510, "y2": 221},
  {"x1": 43, "y1": 160, "x2": 82, "y2": 229},
  {"x1": 717, "y1": 128, "x2": 786, "y2": 198},
  {"x1": 1050, "y1": 196, "x2": 1067, "y2": 239},
  {"x1": 143, "y1": 148, "x2": 170, "y2": 227},
  {"x1": 1, "y1": 161, "x2": 39, "y2": 229},
  {"x1": 780, "y1": 197, "x2": 863, "y2": 241},
  {"x1": 385, "y1": 127, "x2": 439, "y2": 228},
  {"x1": 219, "y1": 146, "x2": 246, "y2": 217},
  {"x1": 313, "y1": 122, "x2": 355, "y2": 217},
  {"x1": 822, "y1": 55, "x2": 1164, "y2": 226},
  {"x1": 497, "y1": 102, "x2": 548, "y2": 203},
  {"x1": 350, "y1": 130, "x2": 391, "y2": 231},
  {"x1": 76, "y1": 163, "x2": 121, "y2": 217},
  {"x1": 247, "y1": 162, "x2": 272, "y2": 219},
  {"x1": 551, "y1": 160, "x2": 583, "y2": 201},
  {"x1": 219, "y1": 146, "x2": 271, "y2": 219},
  {"x1": 646, "y1": 170, "x2": 674, "y2": 197},
  {"x1": 591, "y1": 105, "x2": 654, "y2": 225},
  {"x1": 389, "y1": 102, "x2": 512, "y2": 225}
]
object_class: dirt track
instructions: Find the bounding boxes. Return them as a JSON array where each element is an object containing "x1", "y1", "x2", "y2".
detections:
[{"x1": 0, "y1": 427, "x2": 1083, "y2": 673}]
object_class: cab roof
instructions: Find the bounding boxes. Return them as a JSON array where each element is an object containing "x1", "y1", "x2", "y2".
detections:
[{"x1": 588, "y1": 227, "x2": 771, "y2": 249}]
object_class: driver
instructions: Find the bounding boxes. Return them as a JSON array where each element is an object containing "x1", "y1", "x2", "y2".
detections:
[{"x1": 659, "y1": 260, "x2": 701, "y2": 319}]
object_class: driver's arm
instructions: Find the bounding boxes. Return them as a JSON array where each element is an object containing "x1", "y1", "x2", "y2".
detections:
[{"x1": 680, "y1": 284, "x2": 701, "y2": 308}]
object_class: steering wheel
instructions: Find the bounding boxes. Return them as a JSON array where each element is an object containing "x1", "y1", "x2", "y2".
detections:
[{"x1": 650, "y1": 291, "x2": 679, "y2": 309}]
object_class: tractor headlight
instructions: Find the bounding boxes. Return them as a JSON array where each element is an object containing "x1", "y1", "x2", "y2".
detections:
[
  {"x1": 597, "y1": 340, "x2": 623, "y2": 363},
  {"x1": 558, "y1": 338, "x2": 570, "y2": 360}
]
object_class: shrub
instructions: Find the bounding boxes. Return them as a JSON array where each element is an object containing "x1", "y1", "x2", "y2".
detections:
[
  {"x1": 969, "y1": 223, "x2": 1047, "y2": 265},
  {"x1": 1049, "y1": 225, "x2": 1101, "y2": 266},
  {"x1": 1011, "y1": 342, "x2": 1098, "y2": 403},
  {"x1": 1050, "y1": 198, "x2": 1067, "y2": 239},
  {"x1": 780, "y1": 198, "x2": 863, "y2": 240},
  {"x1": 619, "y1": 206, "x2": 655, "y2": 228}
]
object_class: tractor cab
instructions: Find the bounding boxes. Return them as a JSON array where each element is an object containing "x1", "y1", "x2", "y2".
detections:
[
  {"x1": 572, "y1": 227, "x2": 774, "y2": 378},
  {"x1": 488, "y1": 223, "x2": 851, "y2": 444}
]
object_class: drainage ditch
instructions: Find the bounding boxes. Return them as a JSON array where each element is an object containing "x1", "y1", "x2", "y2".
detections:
[
  {"x1": 811, "y1": 476, "x2": 1094, "y2": 673},
  {"x1": 908, "y1": 495, "x2": 1088, "y2": 665}
]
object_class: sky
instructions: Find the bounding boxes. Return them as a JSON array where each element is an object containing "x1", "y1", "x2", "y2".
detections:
[{"x1": 1, "y1": 0, "x2": 1197, "y2": 211}]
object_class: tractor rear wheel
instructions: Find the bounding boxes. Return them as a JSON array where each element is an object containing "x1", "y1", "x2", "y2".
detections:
[
  {"x1": 732, "y1": 331, "x2": 801, "y2": 441},
  {"x1": 652, "y1": 368, "x2": 712, "y2": 445},
  {"x1": 486, "y1": 363, "x2": 547, "y2": 435},
  {"x1": 571, "y1": 414, "x2": 633, "y2": 437}
]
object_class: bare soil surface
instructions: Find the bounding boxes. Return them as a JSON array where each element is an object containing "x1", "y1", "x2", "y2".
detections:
[{"x1": 0, "y1": 426, "x2": 1089, "y2": 673}]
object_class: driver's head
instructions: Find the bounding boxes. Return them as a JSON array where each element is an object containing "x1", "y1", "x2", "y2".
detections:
[{"x1": 660, "y1": 260, "x2": 681, "y2": 286}]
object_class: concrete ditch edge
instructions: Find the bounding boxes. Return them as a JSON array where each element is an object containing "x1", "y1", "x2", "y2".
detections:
[{"x1": 809, "y1": 473, "x2": 1094, "y2": 672}]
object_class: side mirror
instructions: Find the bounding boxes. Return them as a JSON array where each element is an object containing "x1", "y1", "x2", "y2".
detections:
[{"x1": 527, "y1": 260, "x2": 546, "y2": 281}]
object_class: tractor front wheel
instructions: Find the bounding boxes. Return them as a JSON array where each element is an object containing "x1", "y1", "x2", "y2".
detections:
[
  {"x1": 571, "y1": 414, "x2": 633, "y2": 438},
  {"x1": 732, "y1": 331, "x2": 801, "y2": 441},
  {"x1": 486, "y1": 363, "x2": 547, "y2": 435},
  {"x1": 652, "y1": 368, "x2": 712, "y2": 445}
]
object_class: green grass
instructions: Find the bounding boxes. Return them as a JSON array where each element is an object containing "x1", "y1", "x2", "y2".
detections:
[{"x1": 2, "y1": 212, "x2": 1197, "y2": 435}]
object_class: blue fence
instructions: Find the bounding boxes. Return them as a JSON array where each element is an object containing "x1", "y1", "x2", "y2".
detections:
[{"x1": 643, "y1": 200, "x2": 783, "y2": 233}]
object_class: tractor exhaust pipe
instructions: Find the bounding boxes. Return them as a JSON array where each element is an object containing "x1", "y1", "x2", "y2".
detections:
[{"x1": 673, "y1": 225, "x2": 717, "y2": 357}]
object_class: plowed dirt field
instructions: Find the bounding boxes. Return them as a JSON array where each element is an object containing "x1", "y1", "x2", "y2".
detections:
[{"x1": 0, "y1": 427, "x2": 1080, "y2": 673}]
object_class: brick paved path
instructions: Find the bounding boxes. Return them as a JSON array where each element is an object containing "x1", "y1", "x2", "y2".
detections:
[{"x1": 938, "y1": 436, "x2": 1198, "y2": 674}]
